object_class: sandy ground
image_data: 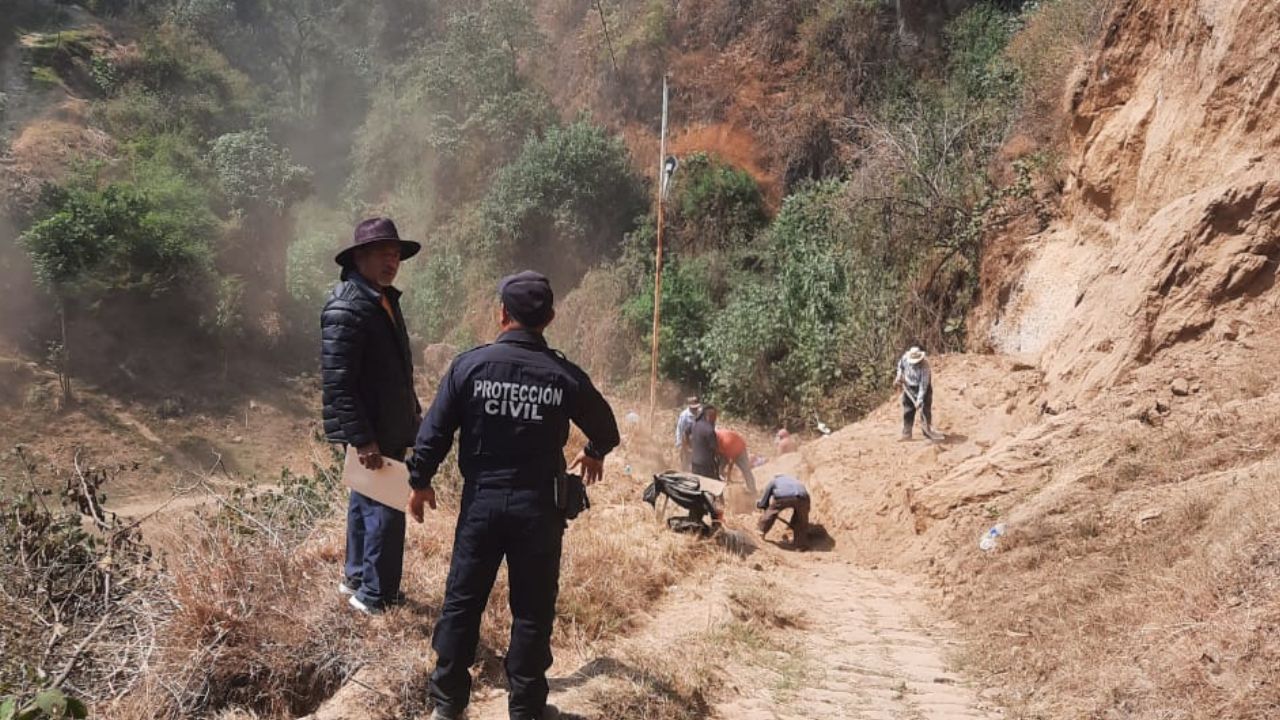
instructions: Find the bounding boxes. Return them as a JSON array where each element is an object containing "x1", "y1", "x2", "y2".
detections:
[
  {"x1": 708, "y1": 555, "x2": 998, "y2": 720},
  {"x1": 464, "y1": 539, "x2": 998, "y2": 720}
]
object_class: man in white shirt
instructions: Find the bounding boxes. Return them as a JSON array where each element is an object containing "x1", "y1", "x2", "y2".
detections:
[
  {"x1": 894, "y1": 346, "x2": 940, "y2": 441},
  {"x1": 674, "y1": 396, "x2": 700, "y2": 471}
]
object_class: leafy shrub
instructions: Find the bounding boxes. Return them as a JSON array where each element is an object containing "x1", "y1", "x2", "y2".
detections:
[
  {"x1": 23, "y1": 179, "x2": 214, "y2": 298},
  {"x1": 89, "y1": 54, "x2": 119, "y2": 95},
  {"x1": 0, "y1": 689, "x2": 87, "y2": 720},
  {"x1": 208, "y1": 129, "x2": 311, "y2": 213},
  {"x1": 945, "y1": 2, "x2": 1021, "y2": 106},
  {"x1": 702, "y1": 182, "x2": 854, "y2": 420},
  {"x1": 285, "y1": 200, "x2": 348, "y2": 309},
  {"x1": 670, "y1": 153, "x2": 768, "y2": 252},
  {"x1": 104, "y1": 28, "x2": 256, "y2": 141},
  {"x1": 798, "y1": 0, "x2": 890, "y2": 91},
  {"x1": 481, "y1": 120, "x2": 646, "y2": 282},
  {"x1": 125, "y1": 147, "x2": 223, "y2": 248},
  {"x1": 401, "y1": 247, "x2": 467, "y2": 343},
  {"x1": 202, "y1": 273, "x2": 246, "y2": 374},
  {"x1": 624, "y1": 255, "x2": 721, "y2": 391},
  {"x1": 217, "y1": 446, "x2": 344, "y2": 541},
  {"x1": 616, "y1": 0, "x2": 674, "y2": 57}
]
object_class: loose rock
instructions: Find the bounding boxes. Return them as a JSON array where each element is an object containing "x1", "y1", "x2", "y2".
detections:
[{"x1": 1135, "y1": 508, "x2": 1163, "y2": 527}]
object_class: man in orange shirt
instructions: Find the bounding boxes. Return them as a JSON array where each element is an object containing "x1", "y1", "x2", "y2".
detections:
[{"x1": 716, "y1": 426, "x2": 757, "y2": 496}]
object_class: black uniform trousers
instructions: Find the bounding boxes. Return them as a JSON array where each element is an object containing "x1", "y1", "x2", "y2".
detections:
[{"x1": 429, "y1": 483, "x2": 564, "y2": 720}]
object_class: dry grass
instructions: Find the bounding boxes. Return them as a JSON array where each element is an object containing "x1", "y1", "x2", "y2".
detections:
[
  {"x1": 548, "y1": 268, "x2": 644, "y2": 387},
  {"x1": 581, "y1": 574, "x2": 811, "y2": 719},
  {"x1": 584, "y1": 641, "x2": 716, "y2": 720},
  {"x1": 104, "y1": 429, "x2": 715, "y2": 719},
  {"x1": 1237, "y1": 367, "x2": 1271, "y2": 400},
  {"x1": 955, "y1": 429, "x2": 1280, "y2": 720},
  {"x1": 108, "y1": 506, "x2": 371, "y2": 719},
  {"x1": 1086, "y1": 418, "x2": 1264, "y2": 494},
  {"x1": 1006, "y1": 0, "x2": 1115, "y2": 148},
  {"x1": 728, "y1": 580, "x2": 806, "y2": 630}
]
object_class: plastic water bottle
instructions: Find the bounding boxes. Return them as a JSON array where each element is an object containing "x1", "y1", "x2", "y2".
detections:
[{"x1": 979, "y1": 523, "x2": 1006, "y2": 552}]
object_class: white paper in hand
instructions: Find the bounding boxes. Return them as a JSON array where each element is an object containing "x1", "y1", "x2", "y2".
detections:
[{"x1": 342, "y1": 446, "x2": 411, "y2": 511}]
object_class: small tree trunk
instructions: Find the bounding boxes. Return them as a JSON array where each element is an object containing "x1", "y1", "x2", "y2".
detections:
[{"x1": 58, "y1": 301, "x2": 73, "y2": 406}]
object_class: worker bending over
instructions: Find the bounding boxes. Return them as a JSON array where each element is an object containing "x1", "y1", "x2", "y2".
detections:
[{"x1": 756, "y1": 474, "x2": 810, "y2": 550}]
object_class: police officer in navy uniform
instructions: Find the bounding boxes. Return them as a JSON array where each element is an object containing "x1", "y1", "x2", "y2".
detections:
[{"x1": 407, "y1": 271, "x2": 619, "y2": 720}]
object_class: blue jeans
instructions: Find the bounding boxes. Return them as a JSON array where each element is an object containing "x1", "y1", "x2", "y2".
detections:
[
  {"x1": 428, "y1": 483, "x2": 564, "y2": 720},
  {"x1": 724, "y1": 451, "x2": 758, "y2": 495},
  {"x1": 344, "y1": 487, "x2": 407, "y2": 609}
]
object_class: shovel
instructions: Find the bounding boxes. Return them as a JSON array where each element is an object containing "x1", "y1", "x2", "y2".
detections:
[{"x1": 913, "y1": 396, "x2": 945, "y2": 442}]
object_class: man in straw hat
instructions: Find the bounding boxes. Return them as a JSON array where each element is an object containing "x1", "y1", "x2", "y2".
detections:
[
  {"x1": 894, "y1": 343, "x2": 941, "y2": 441},
  {"x1": 321, "y1": 217, "x2": 423, "y2": 615}
]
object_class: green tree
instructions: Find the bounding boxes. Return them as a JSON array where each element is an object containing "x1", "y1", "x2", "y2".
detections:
[
  {"x1": 669, "y1": 152, "x2": 767, "y2": 252},
  {"x1": 623, "y1": 255, "x2": 719, "y2": 390},
  {"x1": 702, "y1": 181, "x2": 854, "y2": 421},
  {"x1": 209, "y1": 128, "x2": 311, "y2": 308},
  {"x1": 208, "y1": 129, "x2": 312, "y2": 213},
  {"x1": 481, "y1": 120, "x2": 647, "y2": 285},
  {"x1": 22, "y1": 180, "x2": 216, "y2": 402}
]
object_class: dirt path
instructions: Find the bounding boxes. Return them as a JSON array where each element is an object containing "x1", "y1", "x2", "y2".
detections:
[
  {"x1": 713, "y1": 553, "x2": 999, "y2": 720},
  {"x1": 466, "y1": 541, "x2": 999, "y2": 720}
]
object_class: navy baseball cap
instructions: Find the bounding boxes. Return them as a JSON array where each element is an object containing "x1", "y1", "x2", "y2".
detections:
[{"x1": 499, "y1": 271, "x2": 555, "y2": 327}]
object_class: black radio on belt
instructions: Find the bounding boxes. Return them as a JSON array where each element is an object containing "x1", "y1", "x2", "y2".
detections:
[{"x1": 554, "y1": 472, "x2": 590, "y2": 520}]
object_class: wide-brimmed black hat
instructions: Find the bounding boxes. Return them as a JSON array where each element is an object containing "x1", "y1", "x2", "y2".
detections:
[{"x1": 334, "y1": 217, "x2": 421, "y2": 267}]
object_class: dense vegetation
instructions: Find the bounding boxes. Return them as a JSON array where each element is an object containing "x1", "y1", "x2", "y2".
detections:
[
  {"x1": 616, "y1": 2, "x2": 1040, "y2": 422},
  {"x1": 0, "y1": 0, "x2": 1086, "y2": 423},
  {"x1": 0, "y1": 0, "x2": 1110, "y2": 715}
]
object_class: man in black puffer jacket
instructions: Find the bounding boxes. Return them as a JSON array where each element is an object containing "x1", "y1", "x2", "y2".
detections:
[{"x1": 322, "y1": 217, "x2": 422, "y2": 615}]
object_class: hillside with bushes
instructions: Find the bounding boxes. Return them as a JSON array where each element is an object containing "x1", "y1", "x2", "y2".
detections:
[
  {"x1": 9, "y1": 0, "x2": 1277, "y2": 719},
  {"x1": 0, "y1": 0, "x2": 1087, "y2": 429}
]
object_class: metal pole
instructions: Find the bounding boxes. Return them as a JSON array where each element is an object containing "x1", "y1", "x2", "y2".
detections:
[{"x1": 648, "y1": 75, "x2": 669, "y2": 423}]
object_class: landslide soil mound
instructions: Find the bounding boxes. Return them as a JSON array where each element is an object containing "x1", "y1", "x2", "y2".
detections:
[{"x1": 764, "y1": 0, "x2": 1280, "y2": 717}]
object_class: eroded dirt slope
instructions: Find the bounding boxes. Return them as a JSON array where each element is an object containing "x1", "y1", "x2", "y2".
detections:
[
  {"x1": 767, "y1": 1, "x2": 1280, "y2": 717},
  {"x1": 983, "y1": 0, "x2": 1280, "y2": 403}
]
